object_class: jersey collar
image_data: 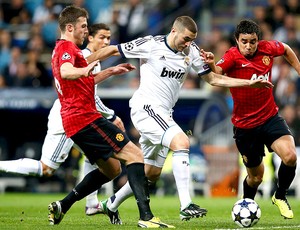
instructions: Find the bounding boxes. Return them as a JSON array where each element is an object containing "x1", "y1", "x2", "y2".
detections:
[{"x1": 165, "y1": 34, "x2": 178, "y2": 54}]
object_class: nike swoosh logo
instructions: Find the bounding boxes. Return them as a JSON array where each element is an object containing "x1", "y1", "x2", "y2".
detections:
[{"x1": 242, "y1": 63, "x2": 250, "y2": 67}]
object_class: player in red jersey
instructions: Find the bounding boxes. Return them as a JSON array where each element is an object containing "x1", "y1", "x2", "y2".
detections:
[
  {"x1": 203, "y1": 19, "x2": 300, "y2": 219},
  {"x1": 48, "y1": 5, "x2": 174, "y2": 228}
]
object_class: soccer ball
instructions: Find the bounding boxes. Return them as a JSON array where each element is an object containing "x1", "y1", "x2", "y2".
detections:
[{"x1": 231, "y1": 198, "x2": 261, "y2": 228}]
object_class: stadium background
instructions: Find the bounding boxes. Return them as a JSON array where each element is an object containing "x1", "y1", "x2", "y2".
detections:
[{"x1": 0, "y1": 0, "x2": 300, "y2": 198}]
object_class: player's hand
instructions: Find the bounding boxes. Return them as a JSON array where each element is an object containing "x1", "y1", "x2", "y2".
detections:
[
  {"x1": 117, "y1": 63, "x2": 136, "y2": 71},
  {"x1": 249, "y1": 79, "x2": 274, "y2": 88},
  {"x1": 112, "y1": 116, "x2": 125, "y2": 132},
  {"x1": 84, "y1": 60, "x2": 98, "y2": 76},
  {"x1": 200, "y1": 49, "x2": 215, "y2": 64},
  {"x1": 111, "y1": 63, "x2": 136, "y2": 75}
]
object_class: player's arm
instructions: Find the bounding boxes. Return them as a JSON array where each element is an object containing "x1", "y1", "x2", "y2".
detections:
[
  {"x1": 93, "y1": 63, "x2": 136, "y2": 84},
  {"x1": 282, "y1": 43, "x2": 300, "y2": 75},
  {"x1": 201, "y1": 72, "x2": 273, "y2": 88},
  {"x1": 86, "y1": 45, "x2": 120, "y2": 63},
  {"x1": 199, "y1": 49, "x2": 273, "y2": 88},
  {"x1": 200, "y1": 49, "x2": 223, "y2": 74},
  {"x1": 60, "y1": 61, "x2": 98, "y2": 79}
]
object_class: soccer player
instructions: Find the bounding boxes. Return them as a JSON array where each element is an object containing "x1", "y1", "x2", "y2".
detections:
[
  {"x1": 48, "y1": 5, "x2": 174, "y2": 228},
  {"x1": 0, "y1": 23, "x2": 123, "y2": 216},
  {"x1": 80, "y1": 22, "x2": 127, "y2": 216},
  {"x1": 203, "y1": 19, "x2": 299, "y2": 219},
  {"x1": 87, "y1": 16, "x2": 273, "y2": 223}
]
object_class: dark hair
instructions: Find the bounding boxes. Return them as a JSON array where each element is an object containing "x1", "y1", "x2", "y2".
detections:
[
  {"x1": 173, "y1": 16, "x2": 198, "y2": 34},
  {"x1": 234, "y1": 19, "x2": 262, "y2": 40},
  {"x1": 58, "y1": 5, "x2": 89, "y2": 32},
  {"x1": 88, "y1": 23, "x2": 110, "y2": 37}
]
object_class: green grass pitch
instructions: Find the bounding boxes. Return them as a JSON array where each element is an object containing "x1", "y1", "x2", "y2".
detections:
[{"x1": 0, "y1": 193, "x2": 299, "y2": 229}]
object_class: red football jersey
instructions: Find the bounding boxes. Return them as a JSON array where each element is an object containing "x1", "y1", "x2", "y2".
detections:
[
  {"x1": 217, "y1": 40, "x2": 284, "y2": 128},
  {"x1": 51, "y1": 39, "x2": 102, "y2": 137}
]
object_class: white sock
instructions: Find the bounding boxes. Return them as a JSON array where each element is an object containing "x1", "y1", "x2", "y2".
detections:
[
  {"x1": 83, "y1": 158, "x2": 99, "y2": 207},
  {"x1": 172, "y1": 150, "x2": 192, "y2": 210},
  {"x1": 107, "y1": 181, "x2": 133, "y2": 212},
  {"x1": 0, "y1": 158, "x2": 42, "y2": 176}
]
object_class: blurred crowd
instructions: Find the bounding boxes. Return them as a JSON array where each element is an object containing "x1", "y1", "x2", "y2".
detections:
[{"x1": 0, "y1": 0, "x2": 300, "y2": 144}]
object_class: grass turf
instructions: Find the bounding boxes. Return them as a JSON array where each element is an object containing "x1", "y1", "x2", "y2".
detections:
[{"x1": 0, "y1": 193, "x2": 299, "y2": 229}]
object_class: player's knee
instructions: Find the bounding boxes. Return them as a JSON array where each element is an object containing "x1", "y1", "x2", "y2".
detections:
[
  {"x1": 112, "y1": 166, "x2": 122, "y2": 178},
  {"x1": 283, "y1": 154, "x2": 297, "y2": 167},
  {"x1": 170, "y1": 134, "x2": 190, "y2": 150},
  {"x1": 248, "y1": 175, "x2": 263, "y2": 187},
  {"x1": 146, "y1": 172, "x2": 161, "y2": 182},
  {"x1": 127, "y1": 143, "x2": 144, "y2": 162},
  {"x1": 282, "y1": 150, "x2": 297, "y2": 167}
]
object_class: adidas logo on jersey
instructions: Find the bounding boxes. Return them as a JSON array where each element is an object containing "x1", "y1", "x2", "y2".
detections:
[
  {"x1": 159, "y1": 56, "x2": 166, "y2": 60},
  {"x1": 160, "y1": 67, "x2": 185, "y2": 80}
]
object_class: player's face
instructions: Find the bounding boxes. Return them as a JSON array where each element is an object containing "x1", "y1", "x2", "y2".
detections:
[
  {"x1": 73, "y1": 17, "x2": 88, "y2": 46},
  {"x1": 236, "y1": 33, "x2": 258, "y2": 58},
  {"x1": 89, "y1": 29, "x2": 111, "y2": 52},
  {"x1": 173, "y1": 28, "x2": 197, "y2": 52}
]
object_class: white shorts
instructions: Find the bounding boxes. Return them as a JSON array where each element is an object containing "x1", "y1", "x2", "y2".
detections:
[
  {"x1": 130, "y1": 105, "x2": 183, "y2": 168},
  {"x1": 40, "y1": 132, "x2": 73, "y2": 170},
  {"x1": 40, "y1": 99, "x2": 73, "y2": 169}
]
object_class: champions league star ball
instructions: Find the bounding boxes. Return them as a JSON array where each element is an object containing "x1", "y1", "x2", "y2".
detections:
[{"x1": 231, "y1": 198, "x2": 261, "y2": 228}]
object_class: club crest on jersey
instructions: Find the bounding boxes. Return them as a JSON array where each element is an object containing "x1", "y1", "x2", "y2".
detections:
[
  {"x1": 184, "y1": 56, "x2": 190, "y2": 66},
  {"x1": 262, "y1": 56, "x2": 270, "y2": 66},
  {"x1": 62, "y1": 52, "x2": 71, "y2": 60},
  {"x1": 124, "y1": 42, "x2": 134, "y2": 51},
  {"x1": 116, "y1": 133, "x2": 124, "y2": 142}
]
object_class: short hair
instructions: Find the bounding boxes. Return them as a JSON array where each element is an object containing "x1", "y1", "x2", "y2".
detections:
[
  {"x1": 234, "y1": 19, "x2": 262, "y2": 40},
  {"x1": 173, "y1": 16, "x2": 198, "y2": 34},
  {"x1": 58, "y1": 5, "x2": 89, "y2": 32},
  {"x1": 88, "y1": 23, "x2": 110, "y2": 37}
]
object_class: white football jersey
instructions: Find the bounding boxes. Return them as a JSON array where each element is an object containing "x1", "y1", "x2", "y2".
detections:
[
  {"x1": 118, "y1": 35, "x2": 211, "y2": 110},
  {"x1": 81, "y1": 48, "x2": 101, "y2": 75}
]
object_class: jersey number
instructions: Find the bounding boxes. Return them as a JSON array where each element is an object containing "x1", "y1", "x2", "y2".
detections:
[{"x1": 55, "y1": 78, "x2": 63, "y2": 96}]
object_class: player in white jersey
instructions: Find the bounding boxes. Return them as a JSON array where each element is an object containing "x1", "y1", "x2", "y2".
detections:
[
  {"x1": 87, "y1": 16, "x2": 273, "y2": 223},
  {"x1": 0, "y1": 23, "x2": 124, "y2": 217}
]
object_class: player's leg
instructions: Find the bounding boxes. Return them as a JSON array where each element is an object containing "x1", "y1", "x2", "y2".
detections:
[
  {"x1": 114, "y1": 142, "x2": 174, "y2": 228},
  {"x1": 234, "y1": 125, "x2": 265, "y2": 200},
  {"x1": 244, "y1": 163, "x2": 264, "y2": 199},
  {"x1": 270, "y1": 134, "x2": 296, "y2": 219},
  {"x1": 104, "y1": 161, "x2": 164, "y2": 218},
  {"x1": 0, "y1": 158, "x2": 43, "y2": 176},
  {"x1": 48, "y1": 118, "x2": 173, "y2": 227},
  {"x1": 169, "y1": 132, "x2": 190, "y2": 205},
  {"x1": 82, "y1": 157, "x2": 102, "y2": 215},
  {"x1": 48, "y1": 119, "x2": 122, "y2": 225},
  {"x1": 0, "y1": 132, "x2": 72, "y2": 177},
  {"x1": 104, "y1": 137, "x2": 162, "y2": 217},
  {"x1": 40, "y1": 133, "x2": 73, "y2": 176},
  {"x1": 48, "y1": 157, "x2": 121, "y2": 225},
  {"x1": 105, "y1": 181, "x2": 133, "y2": 213},
  {"x1": 265, "y1": 114, "x2": 296, "y2": 219},
  {"x1": 168, "y1": 130, "x2": 207, "y2": 220},
  {"x1": 132, "y1": 105, "x2": 207, "y2": 220}
]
